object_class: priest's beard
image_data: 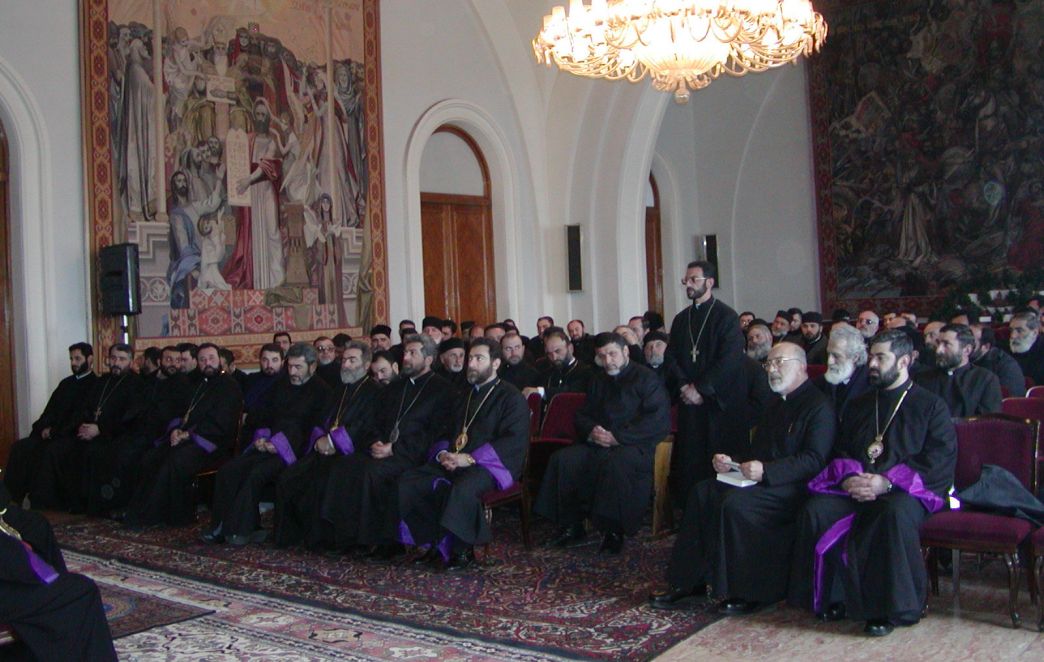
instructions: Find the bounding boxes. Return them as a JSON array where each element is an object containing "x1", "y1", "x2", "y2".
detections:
[
  {"x1": 341, "y1": 366, "x2": 367, "y2": 385},
  {"x1": 768, "y1": 371, "x2": 795, "y2": 394},
  {"x1": 746, "y1": 343, "x2": 770, "y2": 362},
  {"x1": 868, "y1": 364, "x2": 901, "y2": 388},
  {"x1": 72, "y1": 361, "x2": 92, "y2": 377},
  {"x1": 1010, "y1": 333, "x2": 1036, "y2": 354},
  {"x1": 687, "y1": 282, "x2": 708, "y2": 301},
  {"x1": 824, "y1": 359, "x2": 856, "y2": 385},
  {"x1": 934, "y1": 349, "x2": 963, "y2": 371},
  {"x1": 646, "y1": 354, "x2": 664, "y2": 368},
  {"x1": 467, "y1": 364, "x2": 494, "y2": 385}
]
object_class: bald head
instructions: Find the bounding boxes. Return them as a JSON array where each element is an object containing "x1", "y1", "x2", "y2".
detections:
[{"x1": 765, "y1": 342, "x2": 808, "y2": 396}]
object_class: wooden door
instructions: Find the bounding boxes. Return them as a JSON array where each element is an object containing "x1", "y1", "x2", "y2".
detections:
[
  {"x1": 421, "y1": 192, "x2": 496, "y2": 324},
  {"x1": 645, "y1": 173, "x2": 664, "y2": 315},
  {"x1": 0, "y1": 121, "x2": 17, "y2": 465}
]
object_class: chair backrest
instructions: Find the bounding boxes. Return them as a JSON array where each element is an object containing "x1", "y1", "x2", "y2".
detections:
[
  {"x1": 526, "y1": 392, "x2": 542, "y2": 438},
  {"x1": 806, "y1": 364, "x2": 827, "y2": 381},
  {"x1": 1000, "y1": 397, "x2": 1044, "y2": 458},
  {"x1": 1027, "y1": 385, "x2": 1044, "y2": 400},
  {"x1": 1027, "y1": 376, "x2": 1037, "y2": 390},
  {"x1": 953, "y1": 414, "x2": 1039, "y2": 493},
  {"x1": 540, "y1": 392, "x2": 586, "y2": 440}
]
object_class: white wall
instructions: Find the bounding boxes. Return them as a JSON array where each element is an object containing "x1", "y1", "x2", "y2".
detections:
[{"x1": 419, "y1": 131, "x2": 484, "y2": 196}]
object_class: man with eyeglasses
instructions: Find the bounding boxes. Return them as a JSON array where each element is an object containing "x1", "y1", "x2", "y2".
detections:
[
  {"x1": 314, "y1": 336, "x2": 342, "y2": 386},
  {"x1": 666, "y1": 260, "x2": 746, "y2": 511},
  {"x1": 650, "y1": 342, "x2": 835, "y2": 613}
]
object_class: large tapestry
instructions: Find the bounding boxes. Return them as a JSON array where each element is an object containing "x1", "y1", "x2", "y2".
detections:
[
  {"x1": 810, "y1": 0, "x2": 1044, "y2": 315},
  {"x1": 80, "y1": 0, "x2": 387, "y2": 363}
]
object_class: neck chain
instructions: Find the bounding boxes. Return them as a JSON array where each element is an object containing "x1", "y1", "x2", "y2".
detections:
[
  {"x1": 182, "y1": 379, "x2": 211, "y2": 426},
  {"x1": 454, "y1": 379, "x2": 500, "y2": 452},
  {"x1": 332, "y1": 376, "x2": 369, "y2": 428},
  {"x1": 93, "y1": 372, "x2": 129, "y2": 421},
  {"x1": 0, "y1": 508, "x2": 22, "y2": 541},
  {"x1": 388, "y1": 373, "x2": 431, "y2": 443},
  {"x1": 868, "y1": 382, "x2": 913, "y2": 464},
  {"x1": 549, "y1": 359, "x2": 577, "y2": 388},
  {"x1": 687, "y1": 298, "x2": 716, "y2": 362}
]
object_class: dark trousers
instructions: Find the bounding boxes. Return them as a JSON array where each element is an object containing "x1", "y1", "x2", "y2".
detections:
[
  {"x1": 534, "y1": 442, "x2": 652, "y2": 535},
  {"x1": 320, "y1": 454, "x2": 415, "y2": 548},
  {"x1": 398, "y1": 463, "x2": 496, "y2": 548},
  {"x1": 126, "y1": 441, "x2": 211, "y2": 526},
  {"x1": 209, "y1": 452, "x2": 285, "y2": 537},
  {"x1": 274, "y1": 453, "x2": 337, "y2": 548}
]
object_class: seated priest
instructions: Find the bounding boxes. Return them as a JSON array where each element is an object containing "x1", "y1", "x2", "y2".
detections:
[
  {"x1": 914, "y1": 323, "x2": 1001, "y2": 417},
  {"x1": 4, "y1": 342, "x2": 98, "y2": 507},
  {"x1": 814, "y1": 323, "x2": 871, "y2": 423},
  {"x1": 36, "y1": 343, "x2": 144, "y2": 511},
  {"x1": 124, "y1": 343, "x2": 243, "y2": 528},
  {"x1": 320, "y1": 333, "x2": 452, "y2": 557},
  {"x1": 202, "y1": 343, "x2": 329, "y2": 545},
  {"x1": 436, "y1": 337, "x2": 470, "y2": 394},
  {"x1": 649, "y1": 342, "x2": 835, "y2": 613},
  {"x1": 0, "y1": 484, "x2": 116, "y2": 661},
  {"x1": 499, "y1": 331, "x2": 540, "y2": 390},
  {"x1": 535, "y1": 332, "x2": 671, "y2": 554},
  {"x1": 970, "y1": 324, "x2": 1025, "y2": 397},
  {"x1": 273, "y1": 341, "x2": 382, "y2": 549},
  {"x1": 397, "y1": 338, "x2": 530, "y2": 569},
  {"x1": 522, "y1": 327, "x2": 593, "y2": 402},
  {"x1": 788, "y1": 329, "x2": 956, "y2": 637}
]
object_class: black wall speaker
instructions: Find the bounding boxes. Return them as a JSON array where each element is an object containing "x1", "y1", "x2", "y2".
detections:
[
  {"x1": 99, "y1": 243, "x2": 141, "y2": 315},
  {"x1": 566, "y1": 225, "x2": 582, "y2": 292}
]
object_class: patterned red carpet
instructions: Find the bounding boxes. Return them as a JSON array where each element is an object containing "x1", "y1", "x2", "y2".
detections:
[
  {"x1": 100, "y1": 581, "x2": 212, "y2": 638},
  {"x1": 55, "y1": 513, "x2": 719, "y2": 660}
]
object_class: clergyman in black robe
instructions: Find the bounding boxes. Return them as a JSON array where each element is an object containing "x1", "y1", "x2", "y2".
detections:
[
  {"x1": 788, "y1": 330, "x2": 956, "y2": 637},
  {"x1": 41, "y1": 344, "x2": 144, "y2": 511},
  {"x1": 204, "y1": 343, "x2": 328, "y2": 544},
  {"x1": 398, "y1": 338, "x2": 530, "y2": 568},
  {"x1": 535, "y1": 332, "x2": 670, "y2": 554},
  {"x1": 499, "y1": 331, "x2": 540, "y2": 390},
  {"x1": 650, "y1": 343, "x2": 835, "y2": 612},
  {"x1": 1007, "y1": 311, "x2": 1043, "y2": 386},
  {"x1": 4, "y1": 342, "x2": 98, "y2": 504},
  {"x1": 523, "y1": 328, "x2": 592, "y2": 403},
  {"x1": 320, "y1": 334, "x2": 452, "y2": 553},
  {"x1": 124, "y1": 343, "x2": 243, "y2": 527},
  {"x1": 971, "y1": 324, "x2": 1025, "y2": 397},
  {"x1": 667, "y1": 261, "x2": 746, "y2": 509},
  {"x1": 812, "y1": 323, "x2": 872, "y2": 424},
  {"x1": 914, "y1": 324, "x2": 1001, "y2": 417},
  {"x1": 273, "y1": 342, "x2": 381, "y2": 549},
  {"x1": 0, "y1": 485, "x2": 116, "y2": 661}
]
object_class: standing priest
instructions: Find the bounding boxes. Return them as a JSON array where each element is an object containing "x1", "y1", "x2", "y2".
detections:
[
  {"x1": 536, "y1": 332, "x2": 670, "y2": 554},
  {"x1": 397, "y1": 338, "x2": 530, "y2": 569},
  {"x1": 124, "y1": 343, "x2": 243, "y2": 528},
  {"x1": 667, "y1": 260, "x2": 747, "y2": 510},
  {"x1": 650, "y1": 342, "x2": 835, "y2": 612},
  {"x1": 788, "y1": 329, "x2": 956, "y2": 637},
  {"x1": 202, "y1": 343, "x2": 328, "y2": 545}
]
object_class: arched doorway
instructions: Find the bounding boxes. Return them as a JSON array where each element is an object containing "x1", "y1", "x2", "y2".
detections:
[
  {"x1": 0, "y1": 119, "x2": 17, "y2": 464},
  {"x1": 419, "y1": 125, "x2": 496, "y2": 325},
  {"x1": 645, "y1": 173, "x2": 664, "y2": 316}
]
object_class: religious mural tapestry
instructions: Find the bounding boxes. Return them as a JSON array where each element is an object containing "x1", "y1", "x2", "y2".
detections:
[
  {"x1": 81, "y1": 0, "x2": 387, "y2": 363},
  {"x1": 810, "y1": 0, "x2": 1043, "y2": 315}
]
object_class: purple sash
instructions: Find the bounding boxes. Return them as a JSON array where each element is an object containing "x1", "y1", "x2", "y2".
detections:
[
  {"x1": 154, "y1": 417, "x2": 217, "y2": 453},
  {"x1": 427, "y1": 439, "x2": 450, "y2": 462},
  {"x1": 267, "y1": 432, "x2": 297, "y2": 466},
  {"x1": 304, "y1": 424, "x2": 355, "y2": 456},
  {"x1": 22, "y1": 542, "x2": 59, "y2": 585},
  {"x1": 471, "y1": 443, "x2": 514, "y2": 490}
]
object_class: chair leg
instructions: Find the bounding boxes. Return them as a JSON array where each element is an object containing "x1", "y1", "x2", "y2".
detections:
[
  {"x1": 1037, "y1": 554, "x2": 1044, "y2": 632},
  {"x1": 1003, "y1": 552, "x2": 1022, "y2": 629},
  {"x1": 952, "y1": 549, "x2": 961, "y2": 612},
  {"x1": 519, "y1": 496, "x2": 533, "y2": 551},
  {"x1": 1030, "y1": 553, "x2": 1039, "y2": 607},
  {"x1": 924, "y1": 547, "x2": 939, "y2": 597}
]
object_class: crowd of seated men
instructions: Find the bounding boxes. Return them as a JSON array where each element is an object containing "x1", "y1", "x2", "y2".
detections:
[{"x1": 3, "y1": 266, "x2": 1043, "y2": 656}]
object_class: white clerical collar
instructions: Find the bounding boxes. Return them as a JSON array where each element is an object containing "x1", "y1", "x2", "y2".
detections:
[{"x1": 75, "y1": 372, "x2": 91, "y2": 380}]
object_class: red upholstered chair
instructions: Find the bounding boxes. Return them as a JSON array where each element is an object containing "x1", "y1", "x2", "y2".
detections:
[
  {"x1": 535, "y1": 393, "x2": 586, "y2": 445},
  {"x1": 920, "y1": 414, "x2": 1040, "y2": 628},
  {"x1": 1028, "y1": 376, "x2": 1038, "y2": 391},
  {"x1": 1032, "y1": 527, "x2": 1044, "y2": 632},
  {"x1": 481, "y1": 408, "x2": 536, "y2": 552},
  {"x1": 1001, "y1": 397, "x2": 1044, "y2": 485},
  {"x1": 1027, "y1": 385, "x2": 1044, "y2": 400},
  {"x1": 806, "y1": 364, "x2": 827, "y2": 381}
]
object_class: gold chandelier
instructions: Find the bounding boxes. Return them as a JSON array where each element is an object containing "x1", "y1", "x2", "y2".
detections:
[{"x1": 533, "y1": 0, "x2": 827, "y2": 103}]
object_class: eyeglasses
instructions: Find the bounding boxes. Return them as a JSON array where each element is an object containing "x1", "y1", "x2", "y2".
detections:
[
  {"x1": 764, "y1": 357, "x2": 801, "y2": 370},
  {"x1": 681, "y1": 276, "x2": 708, "y2": 285},
  {"x1": 316, "y1": 345, "x2": 336, "y2": 352}
]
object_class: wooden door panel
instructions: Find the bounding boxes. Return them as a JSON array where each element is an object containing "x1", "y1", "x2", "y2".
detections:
[
  {"x1": 454, "y1": 204, "x2": 495, "y2": 324},
  {"x1": 645, "y1": 206, "x2": 663, "y2": 315},
  {"x1": 421, "y1": 194, "x2": 496, "y2": 326},
  {"x1": 421, "y1": 201, "x2": 453, "y2": 319}
]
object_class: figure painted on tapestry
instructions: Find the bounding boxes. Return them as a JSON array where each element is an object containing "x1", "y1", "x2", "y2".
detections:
[{"x1": 106, "y1": 1, "x2": 371, "y2": 337}]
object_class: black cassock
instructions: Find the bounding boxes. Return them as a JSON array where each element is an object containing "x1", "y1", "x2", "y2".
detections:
[
  {"x1": 83, "y1": 373, "x2": 190, "y2": 516},
  {"x1": 534, "y1": 362, "x2": 670, "y2": 535},
  {"x1": 320, "y1": 371, "x2": 453, "y2": 548},
  {"x1": 209, "y1": 374, "x2": 328, "y2": 538},
  {"x1": 788, "y1": 380, "x2": 956, "y2": 624},
  {"x1": 914, "y1": 363, "x2": 1002, "y2": 417},
  {"x1": 1010, "y1": 335, "x2": 1044, "y2": 387},
  {"x1": 39, "y1": 372, "x2": 145, "y2": 511},
  {"x1": 666, "y1": 379, "x2": 835, "y2": 603},
  {"x1": 273, "y1": 375, "x2": 381, "y2": 548},
  {"x1": 974, "y1": 347, "x2": 1025, "y2": 397},
  {"x1": 0, "y1": 489, "x2": 116, "y2": 661},
  {"x1": 4, "y1": 371, "x2": 98, "y2": 503},
  {"x1": 125, "y1": 373, "x2": 242, "y2": 526},
  {"x1": 398, "y1": 378, "x2": 529, "y2": 556},
  {"x1": 537, "y1": 358, "x2": 593, "y2": 401},
  {"x1": 499, "y1": 360, "x2": 540, "y2": 390},
  {"x1": 813, "y1": 363, "x2": 872, "y2": 424},
  {"x1": 667, "y1": 297, "x2": 747, "y2": 509}
]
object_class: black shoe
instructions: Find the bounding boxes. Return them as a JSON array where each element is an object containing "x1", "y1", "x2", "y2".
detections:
[
  {"x1": 446, "y1": 547, "x2": 475, "y2": 571},
  {"x1": 200, "y1": 527, "x2": 225, "y2": 544},
  {"x1": 412, "y1": 546, "x2": 441, "y2": 565},
  {"x1": 547, "y1": 523, "x2": 587, "y2": 548},
  {"x1": 864, "y1": 619, "x2": 894, "y2": 637},
  {"x1": 718, "y1": 598, "x2": 762, "y2": 615},
  {"x1": 649, "y1": 586, "x2": 705, "y2": 610},
  {"x1": 598, "y1": 531, "x2": 623, "y2": 554},
  {"x1": 817, "y1": 602, "x2": 846, "y2": 622},
  {"x1": 371, "y1": 543, "x2": 405, "y2": 561}
]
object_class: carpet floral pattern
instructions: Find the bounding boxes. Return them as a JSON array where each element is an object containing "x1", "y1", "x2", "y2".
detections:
[
  {"x1": 56, "y1": 515, "x2": 718, "y2": 660},
  {"x1": 98, "y1": 580, "x2": 212, "y2": 639}
]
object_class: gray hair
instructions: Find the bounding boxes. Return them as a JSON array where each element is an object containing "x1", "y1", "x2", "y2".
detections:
[
  {"x1": 403, "y1": 333, "x2": 438, "y2": 359},
  {"x1": 1012, "y1": 311, "x2": 1040, "y2": 331},
  {"x1": 345, "y1": 340, "x2": 373, "y2": 363},
  {"x1": 829, "y1": 323, "x2": 868, "y2": 366},
  {"x1": 286, "y1": 342, "x2": 318, "y2": 365}
]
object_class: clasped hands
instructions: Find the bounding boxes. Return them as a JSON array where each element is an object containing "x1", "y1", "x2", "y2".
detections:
[
  {"x1": 842, "y1": 473, "x2": 891, "y2": 502},
  {"x1": 679, "y1": 383, "x2": 704, "y2": 406},
  {"x1": 76, "y1": 423, "x2": 100, "y2": 441},
  {"x1": 712, "y1": 453, "x2": 763, "y2": 482},
  {"x1": 170, "y1": 428, "x2": 193, "y2": 447},
  {"x1": 589, "y1": 425, "x2": 619, "y2": 448},
  {"x1": 252, "y1": 437, "x2": 277, "y2": 453},
  {"x1": 437, "y1": 450, "x2": 474, "y2": 471}
]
